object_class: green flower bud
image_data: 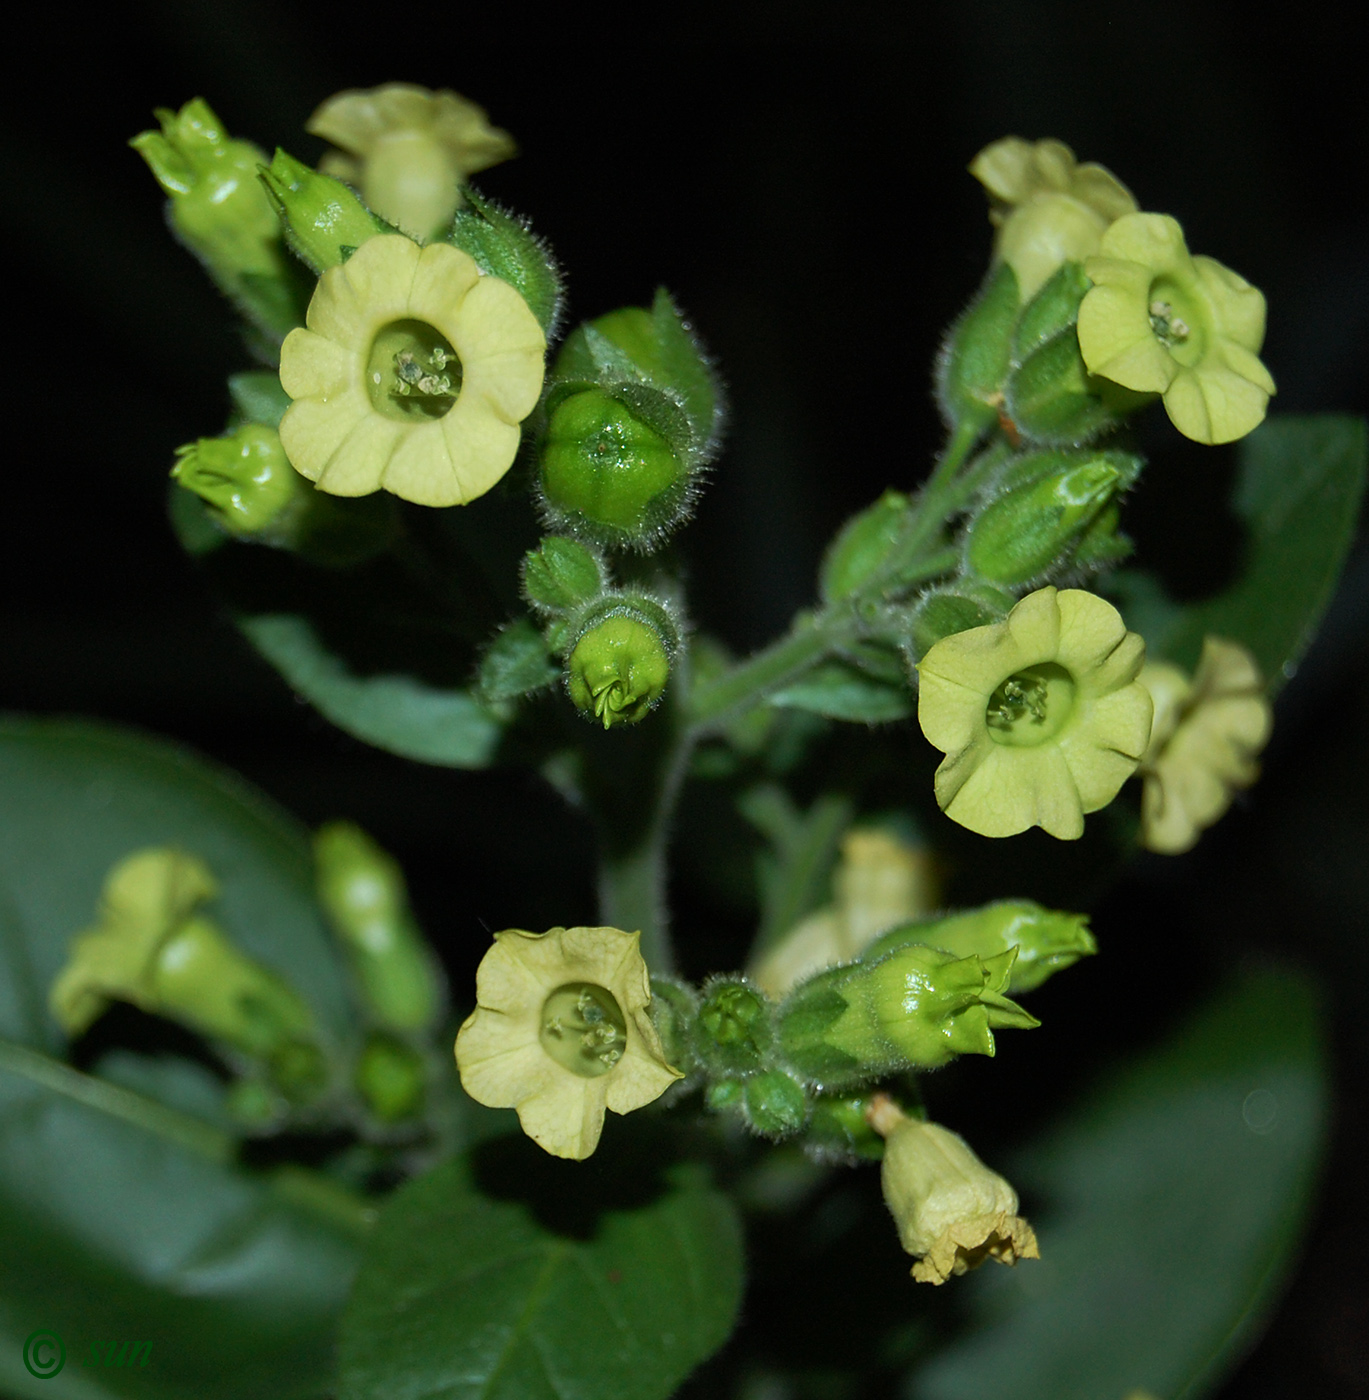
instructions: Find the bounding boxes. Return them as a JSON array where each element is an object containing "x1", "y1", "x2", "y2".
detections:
[
  {"x1": 865, "y1": 900, "x2": 1096, "y2": 995},
  {"x1": 778, "y1": 946, "x2": 1037, "y2": 1090},
  {"x1": 964, "y1": 456, "x2": 1124, "y2": 585},
  {"x1": 806, "y1": 1092, "x2": 889, "y2": 1162},
  {"x1": 522, "y1": 536, "x2": 607, "y2": 614},
  {"x1": 131, "y1": 99, "x2": 301, "y2": 340},
  {"x1": 1070, "y1": 502, "x2": 1133, "y2": 570},
  {"x1": 820, "y1": 491, "x2": 910, "y2": 602},
  {"x1": 1012, "y1": 261, "x2": 1091, "y2": 361},
  {"x1": 540, "y1": 388, "x2": 692, "y2": 549},
  {"x1": 172, "y1": 424, "x2": 305, "y2": 537},
  {"x1": 355, "y1": 1033, "x2": 426, "y2": 1122},
  {"x1": 907, "y1": 582, "x2": 1014, "y2": 658},
  {"x1": 1003, "y1": 328, "x2": 1142, "y2": 446},
  {"x1": 566, "y1": 606, "x2": 674, "y2": 728},
  {"x1": 315, "y1": 823, "x2": 442, "y2": 1034},
  {"x1": 743, "y1": 1068, "x2": 809, "y2": 1138},
  {"x1": 49, "y1": 849, "x2": 323, "y2": 1094},
  {"x1": 936, "y1": 263, "x2": 1019, "y2": 438},
  {"x1": 447, "y1": 188, "x2": 564, "y2": 336},
  {"x1": 695, "y1": 977, "x2": 774, "y2": 1078},
  {"x1": 258, "y1": 148, "x2": 393, "y2": 274}
]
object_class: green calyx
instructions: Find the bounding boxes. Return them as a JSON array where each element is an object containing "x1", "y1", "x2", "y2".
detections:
[
  {"x1": 173, "y1": 424, "x2": 304, "y2": 537},
  {"x1": 820, "y1": 490, "x2": 912, "y2": 602},
  {"x1": 523, "y1": 536, "x2": 607, "y2": 614},
  {"x1": 936, "y1": 261, "x2": 1019, "y2": 437},
  {"x1": 260, "y1": 148, "x2": 393, "y2": 273},
  {"x1": 540, "y1": 388, "x2": 692, "y2": 548},
  {"x1": 696, "y1": 978, "x2": 775, "y2": 1077},
  {"x1": 564, "y1": 600, "x2": 676, "y2": 728},
  {"x1": 315, "y1": 822, "x2": 442, "y2": 1034},
  {"x1": 866, "y1": 900, "x2": 1096, "y2": 995},
  {"x1": 908, "y1": 582, "x2": 1014, "y2": 659},
  {"x1": 446, "y1": 188, "x2": 564, "y2": 336}
]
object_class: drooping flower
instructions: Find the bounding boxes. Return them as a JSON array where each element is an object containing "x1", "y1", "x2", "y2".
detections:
[
  {"x1": 278, "y1": 234, "x2": 545, "y2": 508},
  {"x1": 1138, "y1": 636, "x2": 1272, "y2": 854},
  {"x1": 308, "y1": 84, "x2": 516, "y2": 241},
  {"x1": 454, "y1": 926, "x2": 682, "y2": 1160},
  {"x1": 1078, "y1": 213, "x2": 1275, "y2": 444},
  {"x1": 751, "y1": 828, "x2": 940, "y2": 999},
  {"x1": 917, "y1": 587, "x2": 1152, "y2": 840},
  {"x1": 868, "y1": 1095, "x2": 1039, "y2": 1286},
  {"x1": 970, "y1": 137, "x2": 1137, "y2": 301}
]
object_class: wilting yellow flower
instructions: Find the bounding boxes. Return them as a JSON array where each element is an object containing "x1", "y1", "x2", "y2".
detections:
[
  {"x1": 868, "y1": 1095, "x2": 1039, "y2": 1286},
  {"x1": 917, "y1": 587, "x2": 1152, "y2": 840},
  {"x1": 308, "y1": 84, "x2": 516, "y2": 240},
  {"x1": 1139, "y1": 636, "x2": 1272, "y2": 854},
  {"x1": 970, "y1": 136, "x2": 1137, "y2": 300},
  {"x1": 455, "y1": 926, "x2": 681, "y2": 1160},
  {"x1": 279, "y1": 234, "x2": 545, "y2": 508},
  {"x1": 1078, "y1": 213, "x2": 1275, "y2": 444},
  {"x1": 751, "y1": 828, "x2": 939, "y2": 999}
]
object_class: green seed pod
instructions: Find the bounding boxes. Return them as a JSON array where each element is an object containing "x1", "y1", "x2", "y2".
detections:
[
  {"x1": 820, "y1": 490, "x2": 911, "y2": 602},
  {"x1": 865, "y1": 900, "x2": 1096, "y2": 994},
  {"x1": 315, "y1": 822, "x2": 443, "y2": 1034},
  {"x1": 540, "y1": 388, "x2": 693, "y2": 550},
  {"x1": 936, "y1": 262, "x2": 1019, "y2": 437},
  {"x1": 131, "y1": 99, "x2": 301, "y2": 340},
  {"x1": 964, "y1": 457, "x2": 1122, "y2": 585},
  {"x1": 565, "y1": 599, "x2": 676, "y2": 728},
  {"x1": 743, "y1": 1068, "x2": 810, "y2": 1138},
  {"x1": 694, "y1": 977, "x2": 774, "y2": 1079},
  {"x1": 907, "y1": 581, "x2": 1014, "y2": 658},
  {"x1": 355, "y1": 1033, "x2": 426, "y2": 1122},
  {"x1": 522, "y1": 536, "x2": 607, "y2": 614},
  {"x1": 777, "y1": 947, "x2": 1037, "y2": 1090},
  {"x1": 259, "y1": 148, "x2": 393, "y2": 273}
]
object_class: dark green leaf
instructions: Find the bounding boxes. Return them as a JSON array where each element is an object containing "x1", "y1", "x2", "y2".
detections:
[
  {"x1": 339, "y1": 1134, "x2": 745, "y2": 1400},
  {"x1": 769, "y1": 660, "x2": 912, "y2": 723},
  {"x1": 241, "y1": 614, "x2": 504, "y2": 768},
  {"x1": 1112, "y1": 415, "x2": 1367, "y2": 688},
  {"x1": 909, "y1": 966, "x2": 1327, "y2": 1400},
  {"x1": 478, "y1": 619, "x2": 561, "y2": 704}
]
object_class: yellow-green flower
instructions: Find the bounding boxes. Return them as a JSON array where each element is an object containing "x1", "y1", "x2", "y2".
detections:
[
  {"x1": 917, "y1": 587, "x2": 1152, "y2": 840},
  {"x1": 751, "y1": 828, "x2": 940, "y2": 999},
  {"x1": 308, "y1": 83, "x2": 516, "y2": 241},
  {"x1": 455, "y1": 926, "x2": 682, "y2": 1160},
  {"x1": 970, "y1": 137, "x2": 1137, "y2": 301},
  {"x1": 279, "y1": 235, "x2": 545, "y2": 508},
  {"x1": 868, "y1": 1095, "x2": 1039, "y2": 1286},
  {"x1": 1078, "y1": 213, "x2": 1275, "y2": 444},
  {"x1": 1139, "y1": 637, "x2": 1272, "y2": 854}
]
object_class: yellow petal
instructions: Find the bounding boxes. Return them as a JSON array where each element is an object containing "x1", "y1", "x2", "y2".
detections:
[
  {"x1": 451, "y1": 279, "x2": 547, "y2": 420},
  {"x1": 918, "y1": 670, "x2": 992, "y2": 754},
  {"x1": 1003, "y1": 586, "x2": 1062, "y2": 660},
  {"x1": 516, "y1": 1074, "x2": 608, "y2": 1160},
  {"x1": 1077, "y1": 283, "x2": 1175, "y2": 391},
  {"x1": 1053, "y1": 589, "x2": 1129, "y2": 677},
  {"x1": 1192, "y1": 255, "x2": 1267, "y2": 350},
  {"x1": 1218, "y1": 339, "x2": 1277, "y2": 395},
  {"x1": 433, "y1": 393, "x2": 523, "y2": 502},
  {"x1": 279, "y1": 394, "x2": 368, "y2": 483},
  {"x1": 605, "y1": 1030, "x2": 683, "y2": 1114},
  {"x1": 1096, "y1": 212, "x2": 1188, "y2": 270},
  {"x1": 409, "y1": 241, "x2": 481, "y2": 324},
  {"x1": 455, "y1": 1023, "x2": 557, "y2": 1107},
  {"x1": 969, "y1": 137, "x2": 1037, "y2": 204},
  {"x1": 943, "y1": 744, "x2": 1084, "y2": 840},
  {"x1": 279, "y1": 328, "x2": 354, "y2": 399},
  {"x1": 1080, "y1": 682, "x2": 1154, "y2": 763},
  {"x1": 1163, "y1": 364, "x2": 1270, "y2": 445},
  {"x1": 315, "y1": 410, "x2": 402, "y2": 496}
]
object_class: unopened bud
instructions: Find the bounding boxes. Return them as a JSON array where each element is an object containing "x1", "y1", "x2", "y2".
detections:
[
  {"x1": 694, "y1": 977, "x2": 774, "y2": 1078},
  {"x1": 259, "y1": 148, "x2": 392, "y2": 273},
  {"x1": 820, "y1": 491, "x2": 910, "y2": 602},
  {"x1": 907, "y1": 582, "x2": 1015, "y2": 658},
  {"x1": 936, "y1": 263, "x2": 1019, "y2": 437},
  {"x1": 566, "y1": 606, "x2": 673, "y2": 728},
  {"x1": 173, "y1": 424, "x2": 305, "y2": 537},
  {"x1": 742, "y1": 1068, "x2": 809, "y2": 1138}
]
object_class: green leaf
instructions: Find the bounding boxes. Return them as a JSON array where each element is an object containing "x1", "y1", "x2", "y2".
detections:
[
  {"x1": 0, "y1": 718, "x2": 368, "y2": 1399},
  {"x1": 477, "y1": 619, "x2": 561, "y2": 704},
  {"x1": 241, "y1": 614, "x2": 504, "y2": 768},
  {"x1": 769, "y1": 660, "x2": 912, "y2": 723},
  {"x1": 339, "y1": 1133, "x2": 745, "y2": 1400},
  {"x1": 1112, "y1": 415, "x2": 1367, "y2": 688},
  {"x1": 909, "y1": 966, "x2": 1327, "y2": 1400}
]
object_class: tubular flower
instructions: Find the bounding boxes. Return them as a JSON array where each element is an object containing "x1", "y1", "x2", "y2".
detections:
[
  {"x1": 917, "y1": 587, "x2": 1152, "y2": 840},
  {"x1": 970, "y1": 137, "x2": 1137, "y2": 301},
  {"x1": 1138, "y1": 637, "x2": 1272, "y2": 854},
  {"x1": 1078, "y1": 213, "x2": 1275, "y2": 444},
  {"x1": 455, "y1": 926, "x2": 682, "y2": 1160},
  {"x1": 868, "y1": 1096, "x2": 1039, "y2": 1286},
  {"x1": 279, "y1": 235, "x2": 545, "y2": 508},
  {"x1": 751, "y1": 828, "x2": 939, "y2": 999},
  {"x1": 308, "y1": 84, "x2": 515, "y2": 241}
]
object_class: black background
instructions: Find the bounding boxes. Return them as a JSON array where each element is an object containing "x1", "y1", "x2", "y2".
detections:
[{"x1": 2, "y1": 1, "x2": 1367, "y2": 1394}]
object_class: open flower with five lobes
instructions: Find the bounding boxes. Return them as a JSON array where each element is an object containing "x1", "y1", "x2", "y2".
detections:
[
  {"x1": 868, "y1": 1095, "x2": 1039, "y2": 1286},
  {"x1": 970, "y1": 136, "x2": 1137, "y2": 301},
  {"x1": 1138, "y1": 636, "x2": 1272, "y2": 854},
  {"x1": 917, "y1": 587, "x2": 1152, "y2": 840},
  {"x1": 455, "y1": 926, "x2": 682, "y2": 1160},
  {"x1": 1078, "y1": 213, "x2": 1275, "y2": 444},
  {"x1": 279, "y1": 235, "x2": 545, "y2": 508},
  {"x1": 308, "y1": 84, "x2": 516, "y2": 241}
]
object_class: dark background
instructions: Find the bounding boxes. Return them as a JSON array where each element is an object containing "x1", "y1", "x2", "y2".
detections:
[{"x1": 2, "y1": 2, "x2": 1367, "y2": 1394}]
